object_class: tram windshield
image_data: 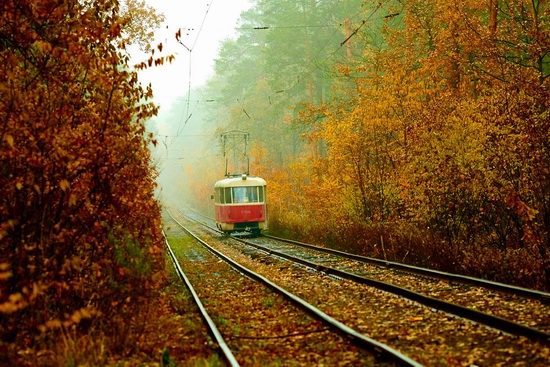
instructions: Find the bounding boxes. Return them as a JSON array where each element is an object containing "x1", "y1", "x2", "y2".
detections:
[
  {"x1": 232, "y1": 186, "x2": 259, "y2": 203},
  {"x1": 216, "y1": 185, "x2": 265, "y2": 204}
]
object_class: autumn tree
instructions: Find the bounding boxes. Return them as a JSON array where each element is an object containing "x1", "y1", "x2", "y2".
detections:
[
  {"x1": 308, "y1": 0, "x2": 549, "y2": 287},
  {"x1": 261, "y1": 0, "x2": 549, "y2": 287},
  {"x1": 0, "y1": 0, "x2": 165, "y2": 362},
  {"x1": 172, "y1": 0, "x2": 548, "y2": 289},
  {"x1": 392, "y1": 0, "x2": 550, "y2": 283}
]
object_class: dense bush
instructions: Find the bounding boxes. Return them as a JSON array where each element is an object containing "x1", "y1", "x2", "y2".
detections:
[
  {"x1": 0, "y1": 0, "x2": 165, "y2": 362},
  {"x1": 260, "y1": 0, "x2": 549, "y2": 291},
  {"x1": 170, "y1": 1, "x2": 549, "y2": 291}
]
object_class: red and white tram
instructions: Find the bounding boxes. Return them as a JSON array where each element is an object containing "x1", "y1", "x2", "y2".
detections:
[{"x1": 214, "y1": 174, "x2": 267, "y2": 236}]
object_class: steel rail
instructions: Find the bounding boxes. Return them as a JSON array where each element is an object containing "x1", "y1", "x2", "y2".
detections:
[
  {"x1": 264, "y1": 234, "x2": 550, "y2": 303},
  {"x1": 178, "y1": 206, "x2": 549, "y2": 303},
  {"x1": 236, "y1": 236, "x2": 550, "y2": 346},
  {"x1": 177, "y1": 208, "x2": 549, "y2": 305},
  {"x1": 168, "y1": 210, "x2": 423, "y2": 367},
  {"x1": 162, "y1": 228, "x2": 240, "y2": 367}
]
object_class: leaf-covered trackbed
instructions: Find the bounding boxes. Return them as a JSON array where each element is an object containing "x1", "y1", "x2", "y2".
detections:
[
  {"x1": 173, "y1": 208, "x2": 550, "y2": 366},
  {"x1": 163, "y1": 211, "x2": 392, "y2": 366}
]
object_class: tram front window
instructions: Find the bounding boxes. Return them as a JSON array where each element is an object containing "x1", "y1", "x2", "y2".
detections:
[{"x1": 232, "y1": 187, "x2": 259, "y2": 203}]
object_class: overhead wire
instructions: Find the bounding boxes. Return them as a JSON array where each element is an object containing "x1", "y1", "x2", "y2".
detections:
[
  {"x1": 234, "y1": 22, "x2": 342, "y2": 117},
  {"x1": 191, "y1": 1, "x2": 214, "y2": 51},
  {"x1": 170, "y1": 0, "x2": 216, "y2": 146},
  {"x1": 206, "y1": 1, "x2": 389, "y2": 110},
  {"x1": 163, "y1": 1, "x2": 391, "y2": 146},
  {"x1": 274, "y1": 0, "x2": 388, "y2": 98},
  {"x1": 211, "y1": 12, "x2": 347, "y2": 113},
  {"x1": 236, "y1": 24, "x2": 340, "y2": 30}
]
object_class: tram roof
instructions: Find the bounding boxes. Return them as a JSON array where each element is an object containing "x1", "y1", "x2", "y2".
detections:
[{"x1": 214, "y1": 175, "x2": 266, "y2": 188}]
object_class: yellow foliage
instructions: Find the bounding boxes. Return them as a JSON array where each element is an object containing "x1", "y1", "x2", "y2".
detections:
[
  {"x1": 264, "y1": 0, "x2": 549, "y2": 281},
  {"x1": 0, "y1": 293, "x2": 27, "y2": 314},
  {"x1": 59, "y1": 179, "x2": 70, "y2": 192}
]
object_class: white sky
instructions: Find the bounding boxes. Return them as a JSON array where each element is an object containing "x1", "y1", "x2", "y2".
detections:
[{"x1": 138, "y1": 0, "x2": 252, "y2": 109}]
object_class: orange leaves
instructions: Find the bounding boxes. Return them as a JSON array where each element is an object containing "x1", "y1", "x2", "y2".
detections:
[
  {"x1": 0, "y1": 293, "x2": 27, "y2": 314},
  {"x1": 120, "y1": 0, "x2": 166, "y2": 52},
  {"x1": 3, "y1": 134, "x2": 14, "y2": 148},
  {"x1": 248, "y1": 0, "x2": 550, "y2": 293},
  {"x1": 134, "y1": 54, "x2": 175, "y2": 70},
  {"x1": 0, "y1": 263, "x2": 12, "y2": 281},
  {"x1": 505, "y1": 194, "x2": 539, "y2": 222},
  {"x1": 32, "y1": 40, "x2": 52, "y2": 53},
  {"x1": 38, "y1": 306, "x2": 98, "y2": 332},
  {"x1": 1, "y1": 0, "x2": 165, "y2": 357},
  {"x1": 59, "y1": 179, "x2": 70, "y2": 192}
]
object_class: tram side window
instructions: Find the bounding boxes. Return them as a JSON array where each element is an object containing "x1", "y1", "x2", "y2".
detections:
[
  {"x1": 217, "y1": 188, "x2": 224, "y2": 204},
  {"x1": 224, "y1": 187, "x2": 232, "y2": 203},
  {"x1": 254, "y1": 187, "x2": 260, "y2": 202},
  {"x1": 259, "y1": 186, "x2": 265, "y2": 203}
]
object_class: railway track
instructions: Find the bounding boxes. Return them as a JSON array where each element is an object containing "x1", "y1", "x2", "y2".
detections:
[
  {"x1": 262, "y1": 234, "x2": 550, "y2": 302},
  {"x1": 176, "y1": 206, "x2": 550, "y2": 365},
  {"x1": 163, "y1": 209, "x2": 420, "y2": 366},
  {"x1": 180, "y1": 206, "x2": 550, "y2": 338},
  {"x1": 163, "y1": 230, "x2": 239, "y2": 366},
  {"x1": 240, "y1": 236, "x2": 550, "y2": 343}
]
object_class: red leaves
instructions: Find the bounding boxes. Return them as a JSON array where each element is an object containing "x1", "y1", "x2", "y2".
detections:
[
  {"x1": 0, "y1": 0, "x2": 165, "y2": 360},
  {"x1": 233, "y1": 0, "x2": 550, "y2": 293},
  {"x1": 0, "y1": 293, "x2": 27, "y2": 314},
  {"x1": 135, "y1": 55, "x2": 175, "y2": 70}
]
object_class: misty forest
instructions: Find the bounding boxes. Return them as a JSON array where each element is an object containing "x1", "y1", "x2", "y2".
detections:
[
  {"x1": 1, "y1": 0, "x2": 549, "y2": 365},
  {"x1": 158, "y1": 0, "x2": 549, "y2": 290}
]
